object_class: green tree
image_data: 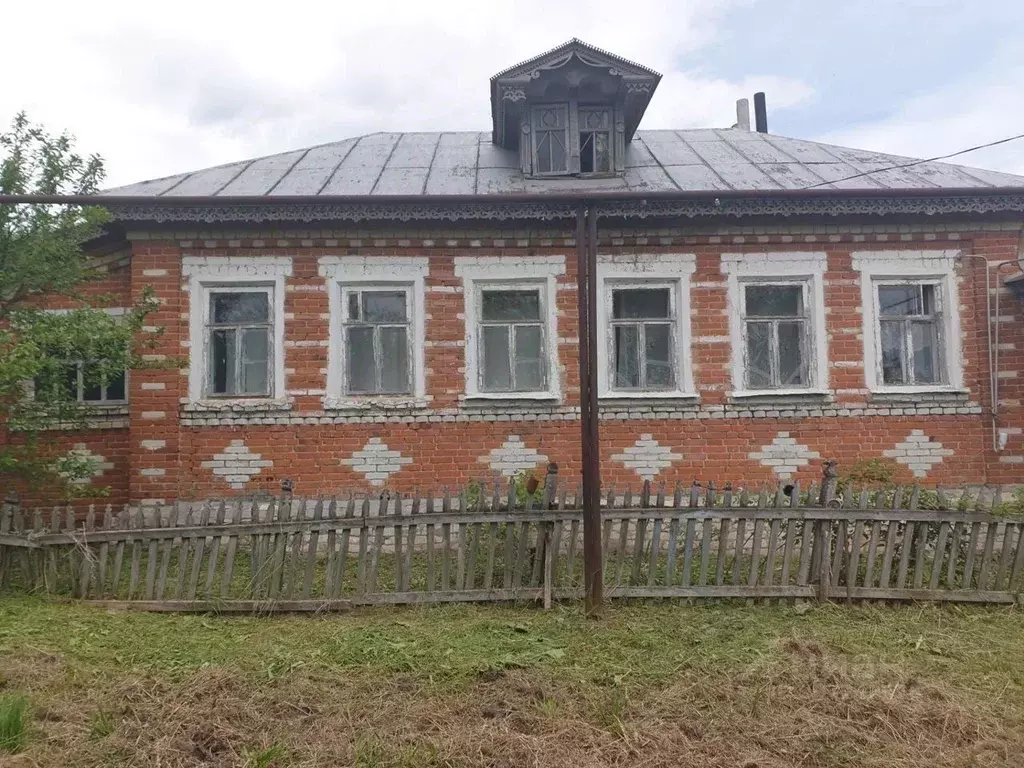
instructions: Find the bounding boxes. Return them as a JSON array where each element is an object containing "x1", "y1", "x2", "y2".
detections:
[{"x1": 0, "y1": 113, "x2": 155, "y2": 492}]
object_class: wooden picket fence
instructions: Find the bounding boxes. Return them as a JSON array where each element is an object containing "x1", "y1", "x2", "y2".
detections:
[{"x1": 1, "y1": 476, "x2": 1023, "y2": 611}]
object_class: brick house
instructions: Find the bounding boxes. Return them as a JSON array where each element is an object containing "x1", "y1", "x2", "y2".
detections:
[{"x1": 23, "y1": 39, "x2": 1024, "y2": 504}]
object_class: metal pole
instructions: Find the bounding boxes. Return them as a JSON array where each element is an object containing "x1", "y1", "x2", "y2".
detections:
[{"x1": 578, "y1": 204, "x2": 602, "y2": 615}]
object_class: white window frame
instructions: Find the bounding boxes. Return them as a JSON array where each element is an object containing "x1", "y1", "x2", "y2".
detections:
[
  {"x1": 852, "y1": 250, "x2": 963, "y2": 394},
  {"x1": 183, "y1": 257, "x2": 291, "y2": 404},
  {"x1": 454, "y1": 256, "x2": 564, "y2": 401},
  {"x1": 320, "y1": 256, "x2": 428, "y2": 408},
  {"x1": 722, "y1": 252, "x2": 828, "y2": 397},
  {"x1": 596, "y1": 254, "x2": 696, "y2": 399},
  {"x1": 203, "y1": 285, "x2": 274, "y2": 398}
]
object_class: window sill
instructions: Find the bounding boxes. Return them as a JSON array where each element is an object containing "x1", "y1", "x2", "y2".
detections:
[
  {"x1": 868, "y1": 387, "x2": 970, "y2": 403},
  {"x1": 869, "y1": 386, "x2": 968, "y2": 396},
  {"x1": 323, "y1": 396, "x2": 430, "y2": 411},
  {"x1": 599, "y1": 392, "x2": 700, "y2": 403},
  {"x1": 462, "y1": 392, "x2": 561, "y2": 403},
  {"x1": 181, "y1": 398, "x2": 293, "y2": 413},
  {"x1": 730, "y1": 389, "x2": 831, "y2": 400}
]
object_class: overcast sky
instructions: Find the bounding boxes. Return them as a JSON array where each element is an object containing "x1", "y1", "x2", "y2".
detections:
[{"x1": 4, "y1": 0, "x2": 1023, "y2": 188}]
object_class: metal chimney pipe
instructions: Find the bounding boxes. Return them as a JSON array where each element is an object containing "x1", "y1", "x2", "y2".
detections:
[
  {"x1": 754, "y1": 92, "x2": 768, "y2": 133},
  {"x1": 735, "y1": 98, "x2": 750, "y2": 130}
]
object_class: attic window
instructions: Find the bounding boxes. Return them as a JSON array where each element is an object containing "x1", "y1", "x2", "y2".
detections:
[
  {"x1": 579, "y1": 108, "x2": 611, "y2": 173},
  {"x1": 531, "y1": 105, "x2": 569, "y2": 174}
]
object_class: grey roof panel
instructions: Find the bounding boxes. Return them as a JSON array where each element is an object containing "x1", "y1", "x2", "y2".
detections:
[
  {"x1": 662, "y1": 164, "x2": 731, "y2": 191},
  {"x1": 636, "y1": 132, "x2": 704, "y2": 165},
  {"x1": 388, "y1": 132, "x2": 441, "y2": 168},
  {"x1": 103, "y1": 127, "x2": 1024, "y2": 198},
  {"x1": 161, "y1": 160, "x2": 251, "y2": 196},
  {"x1": 320, "y1": 133, "x2": 402, "y2": 195},
  {"x1": 217, "y1": 149, "x2": 307, "y2": 196},
  {"x1": 265, "y1": 139, "x2": 358, "y2": 195}
]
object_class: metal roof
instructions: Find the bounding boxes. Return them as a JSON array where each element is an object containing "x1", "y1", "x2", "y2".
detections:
[
  {"x1": 490, "y1": 37, "x2": 661, "y2": 80},
  {"x1": 102, "y1": 128, "x2": 1024, "y2": 198}
]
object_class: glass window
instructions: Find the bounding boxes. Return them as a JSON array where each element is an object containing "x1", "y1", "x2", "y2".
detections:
[
  {"x1": 342, "y1": 288, "x2": 411, "y2": 395},
  {"x1": 532, "y1": 105, "x2": 569, "y2": 175},
  {"x1": 578, "y1": 108, "x2": 612, "y2": 174},
  {"x1": 877, "y1": 283, "x2": 942, "y2": 385},
  {"x1": 206, "y1": 289, "x2": 272, "y2": 397},
  {"x1": 35, "y1": 360, "x2": 127, "y2": 404},
  {"x1": 741, "y1": 283, "x2": 808, "y2": 389},
  {"x1": 479, "y1": 288, "x2": 546, "y2": 392},
  {"x1": 610, "y1": 287, "x2": 675, "y2": 391}
]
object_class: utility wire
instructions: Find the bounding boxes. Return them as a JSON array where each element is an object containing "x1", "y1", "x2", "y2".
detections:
[{"x1": 801, "y1": 132, "x2": 1024, "y2": 189}]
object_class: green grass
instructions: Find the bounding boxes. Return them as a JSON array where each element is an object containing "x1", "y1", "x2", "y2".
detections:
[
  {"x1": 2, "y1": 597, "x2": 1024, "y2": 766},
  {"x1": 0, "y1": 693, "x2": 28, "y2": 754}
]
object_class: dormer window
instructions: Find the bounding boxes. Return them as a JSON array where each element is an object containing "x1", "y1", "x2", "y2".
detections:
[
  {"x1": 530, "y1": 104, "x2": 613, "y2": 177},
  {"x1": 531, "y1": 105, "x2": 569, "y2": 174},
  {"x1": 491, "y1": 39, "x2": 662, "y2": 179}
]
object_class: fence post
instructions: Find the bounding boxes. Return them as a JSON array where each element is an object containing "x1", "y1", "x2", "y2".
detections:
[
  {"x1": 543, "y1": 463, "x2": 558, "y2": 609},
  {"x1": 0, "y1": 492, "x2": 19, "y2": 589},
  {"x1": 819, "y1": 460, "x2": 838, "y2": 506}
]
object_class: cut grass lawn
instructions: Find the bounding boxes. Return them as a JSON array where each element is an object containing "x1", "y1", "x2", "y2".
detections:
[{"x1": 1, "y1": 597, "x2": 1024, "y2": 766}]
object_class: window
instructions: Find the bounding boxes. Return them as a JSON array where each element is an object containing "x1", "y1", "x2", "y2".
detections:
[
  {"x1": 596, "y1": 254, "x2": 696, "y2": 398},
  {"x1": 35, "y1": 361, "x2": 126, "y2": 404},
  {"x1": 578, "y1": 108, "x2": 612, "y2": 174},
  {"x1": 610, "y1": 287, "x2": 674, "y2": 390},
  {"x1": 320, "y1": 256, "x2": 428, "y2": 407},
  {"x1": 342, "y1": 288, "x2": 411, "y2": 395},
  {"x1": 741, "y1": 284, "x2": 809, "y2": 389},
  {"x1": 454, "y1": 256, "x2": 564, "y2": 400},
  {"x1": 479, "y1": 288, "x2": 546, "y2": 392},
  {"x1": 721, "y1": 253, "x2": 828, "y2": 396},
  {"x1": 852, "y1": 250, "x2": 962, "y2": 393},
  {"x1": 877, "y1": 283, "x2": 943, "y2": 386},
  {"x1": 531, "y1": 105, "x2": 569, "y2": 174},
  {"x1": 183, "y1": 256, "x2": 292, "y2": 404},
  {"x1": 206, "y1": 289, "x2": 272, "y2": 397}
]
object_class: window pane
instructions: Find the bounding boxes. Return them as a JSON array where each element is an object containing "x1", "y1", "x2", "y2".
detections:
[
  {"x1": 921, "y1": 284, "x2": 936, "y2": 315},
  {"x1": 745, "y1": 322, "x2": 772, "y2": 388},
  {"x1": 745, "y1": 285, "x2": 802, "y2": 317},
  {"x1": 240, "y1": 328, "x2": 269, "y2": 395},
  {"x1": 363, "y1": 291, "x2": 407, "y2": 323},
  {"x1": 211, "y1": 292, "x2": 269, "y2": 324},
  {"x1": 347, "y1": 292, "x2": 360, "y2": 320},
  {"x1": 594, "y1": 132, "x2": 611, "y2": 172},
  {"x1": 880, "y1": 320, "x2": 906, "y2": 385},
  {"x1": 878, "y1": 285, "x2": 920, "y2": 316},
  {"x1": 580, "y1": 132, "x2": 595, "y2": 174},
  {"x1": 211, "y1": 329, "x2": 235, "y2": 395},
  {"x1": 346, "y1": 327, "x2": 376, "y2": 393},
  {"x1": 777, "y1": 321, "x2": 805, "y2": 387},
  {"x1": 514, "y1": 325, "x2": 544, "y2": 391},
  {"x1": 105, "y1": 371, "x2": 126, "y2": 401},
  {"x1": 536, "y1": 133, "x2": 552, "y2": 174},
  {"x1": 644, "y1": 323, "x2": 674, "y2": 389},
  {"x1": 613, "y1": 324, "x2": 641, "y2": 389},
  {"x1": 482, "y1": 326, "x2": 512, "y2": 391},
  {"x1": 613, "y1": 289, "x2": 670, "y2": 319},
  {"x1": 379, "y1": 327, "x2": 410, "y2": 393},
  {"x1": 912, "y1": 320, "x2": 938, "y2": 384},
  {"x1": 82, "y1": 362, "x2": 103, "y2": 401},
  {"x1": 481, "y1": 290, "x2": 540, "y2": 321}
]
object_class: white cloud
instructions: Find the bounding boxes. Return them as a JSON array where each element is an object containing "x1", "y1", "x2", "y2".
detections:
[
  {"x1": 1, "y1": 0, "x2": 815, "y2": 187},
  {"x1": 818, "y1": 50, "x2": 1024, "y2": 176}
]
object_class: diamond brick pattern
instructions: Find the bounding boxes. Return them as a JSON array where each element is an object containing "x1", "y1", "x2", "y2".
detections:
[
  {"x1": 883, "y1": 430, "x2": 954, "y2": 478},
  {"x1": 341, "y1": 437, "x2": 413, "y2": 486},
  {"x1": 60, "y1": 443, "x2": 114, "y2": 486},
  {"x1": 610, "y1": 434, "x2": 682, "y2": 481},
  {"x1": 481, "y1": 435, "x2": 548, "y2": 477},
  {"x1": 201, "y1": 440, "x2": 273, "y2": 490},
  {"x1": 748, "y1": 432, "x2": 820, "y2": 479}
]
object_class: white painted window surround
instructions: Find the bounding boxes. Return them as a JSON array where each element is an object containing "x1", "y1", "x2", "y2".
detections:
[
  {"x1": 182, "y1": 256, "x2": 291, "y2": 404},
  {"x1": 319, "y1": 256, "x2": 428, "y2": 408},
  {"x1": 852, "y1": 250, "x2": 964, "y2": 394},
  {"x1": 721, "y1": 252, "x2": 829, "y2": 397},
  {"x1": 596, "y1": 254, "x2": 696, "y2": 399},
  {"x1": 454, "y1": 256, "x2": 565, "y2": 400}
]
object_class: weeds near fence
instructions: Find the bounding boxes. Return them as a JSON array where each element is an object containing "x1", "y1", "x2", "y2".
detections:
[{"x1": 0, "y1": 694, "x2": 28, "y2": 754}]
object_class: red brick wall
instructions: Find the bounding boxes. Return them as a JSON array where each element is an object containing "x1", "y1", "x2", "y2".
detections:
[{"x1": 12, "y1": 224, "x2": 1024, "y2": 503}]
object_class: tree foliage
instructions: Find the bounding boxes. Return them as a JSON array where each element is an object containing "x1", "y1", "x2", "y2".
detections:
[{"x1": 0, "y1": 113, "x2": 156, "y2": 492}]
